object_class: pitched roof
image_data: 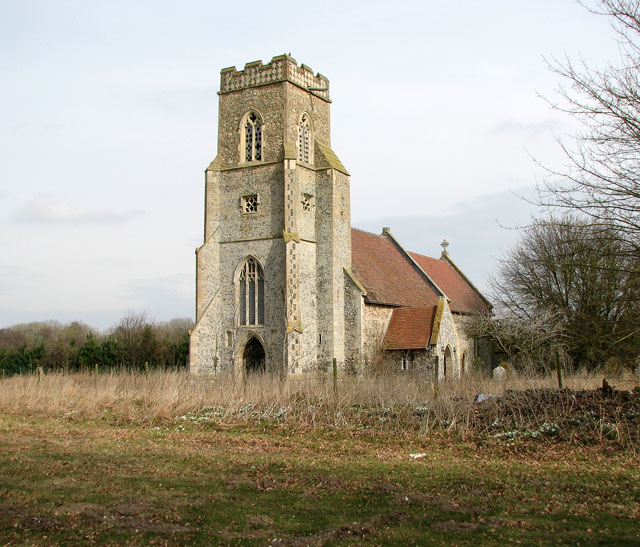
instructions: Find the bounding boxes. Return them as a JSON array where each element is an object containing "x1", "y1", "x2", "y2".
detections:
[
  {"x1": 383, "y1": 306, "x2": 436, "y2": 350},
  {"x1": 351, "y1": 228, "x2": 440, "y2": 308},
  {"x1": 410, "y1": 252, "x2": 490, "y2": 314}
]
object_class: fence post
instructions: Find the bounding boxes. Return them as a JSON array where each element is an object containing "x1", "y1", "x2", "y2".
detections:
[
  {"x1": 332, "y1": 358, "x2": 338, "y2": 401},
  {"x1": 555, "y1": 350, "x2": 563, "y2": 390}
]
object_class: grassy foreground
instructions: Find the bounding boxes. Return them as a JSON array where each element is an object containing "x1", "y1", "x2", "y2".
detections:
[
  {"x1": 0, "y1": 371, "x2": 639, "y2": 545},
  {"x1": 1, "y1": 419, "x2": 639, "y2": 545}
]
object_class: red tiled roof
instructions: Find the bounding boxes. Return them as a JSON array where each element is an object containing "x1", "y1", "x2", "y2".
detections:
[
  {"x1": 383, "y1": 306, "x2": 436, "y2": 350},
  {"x1": 351, "y1": 229, "x2": 440, "y2": 307},
  {"x1": 410, "y1": 252, "x2": 489, "y2": 314}
]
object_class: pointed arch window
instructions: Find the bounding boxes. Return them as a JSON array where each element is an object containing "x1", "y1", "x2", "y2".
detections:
[
  {"x1": 297, "y1": 113, "x2": 311, "y2": 163},
  {"x1": 243, "y1": 111, "x2": 263, "y2": 162},
  {"x1": 237, "y1": 258, "x2": 265, "y2": 325}
]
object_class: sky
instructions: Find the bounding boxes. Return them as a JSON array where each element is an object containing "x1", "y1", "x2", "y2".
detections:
[{"x1": 0, "y1": 0, "x2": 621, "y2": 330}]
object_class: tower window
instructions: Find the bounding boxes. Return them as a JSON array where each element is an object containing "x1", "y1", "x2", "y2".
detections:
[
  {"x1": 297, "y1": 113, "x2": 311, "y2": 163},
  {"x1": 302, "y1": 193, "x2": 313, "y2": 212},
  {"x1": 237, "y1": 258, "x2": 265, "y2": 326},
  {"x1": 243, "y1": 111, "x2": 263, "y2": 162},
  {"x1": 242, "y1": 194, "x2": 259, "y2": 213}
]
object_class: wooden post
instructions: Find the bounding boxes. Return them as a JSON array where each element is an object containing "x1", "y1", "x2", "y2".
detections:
[
  {"x1": 332, "y1": 358, "x2": 338, "y2": 401},
  {"x1": 555, "y1": 350, "x2": 563, "y2": 390}
]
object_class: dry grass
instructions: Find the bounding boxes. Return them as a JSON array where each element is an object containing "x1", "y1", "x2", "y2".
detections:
[{"x1": 1, "y1": 369, "x2": 638, "y2": 447}]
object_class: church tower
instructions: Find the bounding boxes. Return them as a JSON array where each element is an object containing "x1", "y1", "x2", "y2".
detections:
[{"x1": 190, "y1": 55, "x2": 352, "y2": 376}]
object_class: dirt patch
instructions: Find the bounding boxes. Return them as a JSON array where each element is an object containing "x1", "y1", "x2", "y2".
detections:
[
  {"x1": 56, "y1": 502, "x2": 106, "y2": 519},
  {"x1": 246, "y1": 514, "x2": 275, "y2": 529},
  {"x1": 54, "y1": 500, "x2": 190, "y2": 534},
  {"x1": 223, "y1": 474, "x2": 254, "y2": 487},
  {"x1": 433, "y1": 517, "x2": 502, "y2": 533},
  {"x1": 223, "y1": 473, "x2": 282, "y2": 491},
  {"x1": 433, "y1": 520, "x2": 483, "y2": 532},
  {"x1": 334, "y1": 521, "x2": 376, "y2": 538},
  {"x1": 0, "y1": 503, "x2": 60, "y2": 532},
  {"x1": 113, "y1": 500, "x2": 155, "y2": 516}
]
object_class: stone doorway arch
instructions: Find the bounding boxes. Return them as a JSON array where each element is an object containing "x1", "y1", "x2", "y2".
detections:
[{"x1": 243, "y1": 337, "x2": 266, "y2": 373}]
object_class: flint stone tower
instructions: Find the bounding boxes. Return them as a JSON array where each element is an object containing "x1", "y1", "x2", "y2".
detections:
[{"x1": 190, "y1": 55, "x2": 352, "y2": 375}]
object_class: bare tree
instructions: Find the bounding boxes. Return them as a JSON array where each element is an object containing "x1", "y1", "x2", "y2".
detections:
[
  {"x1": 491, "y1": 215, "x2": 639, "y2": 368},
  {"x1": 539, "y1": 0, "x2": 640, "y2": 260},
  {"x1": 466, "y1": 309, "x2": 567, "y2": 373},
  {"x1": 113, "y1": 312, "x2": 149, "y2": 368}
]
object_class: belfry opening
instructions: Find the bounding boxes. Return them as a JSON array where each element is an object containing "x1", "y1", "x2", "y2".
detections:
[{"x1": 243, "y1": 337, "x2": 266, "y2": 373}]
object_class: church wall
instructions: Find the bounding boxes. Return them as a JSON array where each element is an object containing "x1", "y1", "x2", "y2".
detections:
[
  {"x1": 380, "y1": 350, "x2": 437, "y2": 377},
  {"x1": 192, "y1": 154, "x2": 288, "y2": 374},
  {"x1": 217, "y1": 83, "x2": 286, "y2": 168},
  {"x1": 284, "y1": 84, "x2": 331, "y2": 150},
  {"x1": 195, "y1": 224, "x2": 220, "y2": 321},
  {"x1": 191, "y1": 236, "x2": 286, "y2": 375},
  {"x1": 293, "y1": 239, "x2": 318, "y2": 373},
  {"x1": 314, "y1": 169, "x2": 334, "y2": 370},
  {"x1": 343, "y1": 272, "x2": 363, "y2": 374},
  {"x1": 296, "y1": 165, "x2": 318, "y2": 242},
  {"x1": 432, "y1": 299, "x2": 461, "y2": 380},
  {"x1": 453, "y1": 313, "x2": 475, "y2": 374},
  {"x1": 314, "y1": 168, "x2": 351, "y2": 372},
  {"x1": 361, "y1": 304, "x2": 394, "y2": 371},
  {"x1": 214, "y1": 164, "x2": 284, "y2": 242}
]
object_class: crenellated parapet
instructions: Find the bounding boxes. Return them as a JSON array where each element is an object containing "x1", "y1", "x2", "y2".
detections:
[{"x1": 219, "y1": 54, "x2": 330, "y2": 101}]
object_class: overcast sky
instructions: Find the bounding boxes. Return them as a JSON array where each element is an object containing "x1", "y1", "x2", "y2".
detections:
[{"x1": 0, "y1": 0, "x2": 620, "y2": 330}]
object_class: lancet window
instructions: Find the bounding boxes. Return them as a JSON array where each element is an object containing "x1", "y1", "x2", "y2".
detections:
[
  {"x1": 243, "y1": 111, "x2": 262, "y2": 162},
  {"x1": 297, "y1": 113, "x2": 311, "y2": 163},
  {"x1": 237, "y1": 258, "x2": 265, "y2": 326}
]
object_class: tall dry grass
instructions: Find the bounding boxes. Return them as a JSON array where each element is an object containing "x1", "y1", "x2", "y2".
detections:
[{"x1": 1, "y1": 369, "x2": 637, "y2": 443}]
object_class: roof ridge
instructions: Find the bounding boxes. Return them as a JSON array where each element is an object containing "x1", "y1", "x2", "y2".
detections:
[{"x1": 440, "y1": 254, "x2": 493, "y2": 310}]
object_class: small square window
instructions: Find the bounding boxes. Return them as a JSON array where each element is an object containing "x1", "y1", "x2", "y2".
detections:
[
  {"x1": 242, "y1": 194, "x2": 258, "y2": 213},
  {"x1": 302, "y1": 193, "x2": 313, "y2": 212},
  {"x1": 226, "y1": 331, "x2": 233, "y2": 347}
]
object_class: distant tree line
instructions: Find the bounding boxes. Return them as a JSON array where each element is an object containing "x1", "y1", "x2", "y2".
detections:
[{"x1": 0, "y1": 313, "x2": 192, "y2": 376}]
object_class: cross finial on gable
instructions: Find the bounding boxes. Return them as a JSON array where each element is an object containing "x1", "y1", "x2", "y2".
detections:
[{"x1": 440, "y1": 239, "x2": 449, "y2": 258}]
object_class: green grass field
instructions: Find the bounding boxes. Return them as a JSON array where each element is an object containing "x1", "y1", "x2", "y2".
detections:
[{"x1": 1, "y1": 413, "x2": 638, "y2": 546}]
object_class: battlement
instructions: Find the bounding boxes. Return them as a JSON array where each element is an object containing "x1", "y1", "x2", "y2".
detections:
[{"x1": 219, "y1": 54, "x2": 330, "y2": 101}]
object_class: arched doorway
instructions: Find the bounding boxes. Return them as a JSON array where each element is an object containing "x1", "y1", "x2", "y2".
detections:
[
  {"x1": 243, "y1": 337, "x2": 265, "y2": 373},
  {"x1": 443, "y1": 346, "x2": 453, "y2": 380}
]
